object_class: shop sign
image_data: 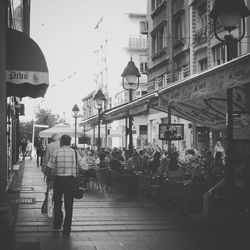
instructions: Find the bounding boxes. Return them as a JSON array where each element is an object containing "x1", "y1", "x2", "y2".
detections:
[
  {"x1": 129, "y1": 104, "x2": 148, "y2": 116},
  {"x1": 6, "y1": 70, "x2": 48, "y2": 85}
]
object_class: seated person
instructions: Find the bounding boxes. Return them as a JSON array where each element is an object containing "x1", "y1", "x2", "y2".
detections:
[
  {"x1": 98, "y1": 152, "x2": 109, "y2": 169},
  {"x1": 165, "y1": 151, "x2": 185, "y2": 180},
  {"x1": 148, "y1": 151, "x2": 161, "y2": 176},
  {"x1": 191, "y1": 164, "x2": 205, "y2": 182},
  {"x1": 109, "y1": 150, "x2": 125, "y2": 175},
  {"x1": 127, "y1": 151, "x2": 142, "y2": 171}
]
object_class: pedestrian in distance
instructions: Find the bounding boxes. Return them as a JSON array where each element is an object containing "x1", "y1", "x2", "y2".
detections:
[
  {"x1": 20, "y1": 137, "x2": 27, "y2": 160},
  {"x1": 34, "y1": 136, "x2": 45, "y2": 167},
  {"x1": 47, "y1": 134, "x2": 88, "y2": 236},
  {"x1": 26, "y1": 140, "x2": 33, "y2": 160}
]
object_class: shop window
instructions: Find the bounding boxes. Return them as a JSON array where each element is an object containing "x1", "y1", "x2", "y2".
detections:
[{"x1": 139, "y1": 125, "x2": 148, "y2": 135}]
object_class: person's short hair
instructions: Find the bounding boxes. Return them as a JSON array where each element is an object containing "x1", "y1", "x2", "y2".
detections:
[
  {"x1": 52, "y1": 133, "x2": 59, "y2": 141},
  {"x1": 112, "y1": 150, "x2": 120, "y2": 159},
  {"x1": 153, "y1": 151, "x2": 161, "y2": 160},
  {"x1": 60, "y1": 135, "x2": 71, "y2": 146},
  {"x1": 99, "y1": 152, "x2": 105, "y2": 161}
]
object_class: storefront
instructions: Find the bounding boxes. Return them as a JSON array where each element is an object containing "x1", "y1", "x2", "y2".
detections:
[
  {"x1": 82, "y1": 53, "x2": 250, "y2": 193},
  {"x1": 4, "y1": 28, "x2": 49, "y2": 192}
]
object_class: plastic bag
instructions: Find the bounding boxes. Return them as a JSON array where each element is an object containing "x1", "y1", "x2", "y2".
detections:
[
  {"x1": 41, "y1": 191, "x2": 48, "y2": 214},
  {"x1": 47, "y1": 188, "x2": 54, "y2": 218}
]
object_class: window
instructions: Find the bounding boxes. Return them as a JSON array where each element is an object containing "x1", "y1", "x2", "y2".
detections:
[
  {"x1": 151, "y1": 0, "x2": 163, "y2": 12},
  {"x1": 163, "y1": 72, "x2": 170, "y2": 86},
  {"x1": 174, "y1": 65, "x2": 189, "y2": 81},
  {"x1": 212, "y1": 44, "x2": 225, "y2": 66},
  {"x1": 139, "y1": 55, "x2": 148, "y2": 74},
  {"x1": 197, "y1": 2, "x2": 207, "y2": 30},
  {"x1": 199, "y1": 58, "x2": 207, "y2": 72},
  {"x1": 139, "y1": 125, "x2": 148, "y2": 135},
  {"x1": 151, "y1": 23, "x2": 167, "y2": 56},
  {"x1": 175, "y1": 15, "x2": 183, "y2": 43}
]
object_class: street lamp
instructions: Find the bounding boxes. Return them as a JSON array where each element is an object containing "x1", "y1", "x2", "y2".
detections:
[
  {"x1": 72, "y1": 104, "x2": 80, "y2": 147},
  {"x1": 209, "y1": 0, "x2": 250, "y2": 61},
  {"x1": 93, "y1": 89, "x2": 106, "y2": 151},
  {"x1": 121, "y1": 57, "x2": 141, "y2": 156},
  {"x1": 209, "y1": 0, "x2": 250, "y2": 193}
]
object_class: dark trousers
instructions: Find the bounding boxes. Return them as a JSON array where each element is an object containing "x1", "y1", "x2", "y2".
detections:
[
  {"x1": 36, "y1": 150, "x2": 44, "y2": 166},
  {"x1": 53, "y1": 176, "x2": 75, "y2": 231}
]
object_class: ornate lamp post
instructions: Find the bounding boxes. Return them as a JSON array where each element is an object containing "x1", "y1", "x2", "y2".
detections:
[
  {"x1": 72, "y1": 104, "x2": 80, "y2": 147},
  {"x1": 121, "y1": 57, "x2": 141, "y2": 156},
  {"x1": 93, "y1": 89, "x2": 106, "y2": 151},
  {"x1": 209, "y1": 0, "x2": 250, "y2": 193},
  {"x1": 209, "y1": 0, "x2": 250, "y2": 61}
]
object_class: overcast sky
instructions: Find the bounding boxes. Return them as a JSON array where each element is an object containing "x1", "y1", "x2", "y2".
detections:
[{"x1": 20, "y1": 0, "x2": 146, "y2": 124}]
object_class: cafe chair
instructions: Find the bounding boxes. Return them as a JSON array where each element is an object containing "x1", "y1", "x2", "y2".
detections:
[
  {"x1": 166, "y1": 177, "x2": 185, "y2": 210},
  {"x1": 95, "y1": 167, "x2": 110, "y2": 193},
  {"x1": 137, "y1": 174, "x2": 159, "y2": 206},
  {"x1": 108, "y1": 169, "x2": 127, "y2": 198},
  {"x1": 86, "y1": 168, "x2": 97, "y2": 190}
]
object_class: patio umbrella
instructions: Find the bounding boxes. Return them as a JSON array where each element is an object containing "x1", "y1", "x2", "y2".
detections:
[{"x1": 39, "y1": 124, "x2": 83, "y2": 138}]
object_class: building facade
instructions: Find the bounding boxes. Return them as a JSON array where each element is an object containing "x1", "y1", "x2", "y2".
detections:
[
  {"x1": 81, "y1": 11, "x2": 149, "y2": 149},
  {"x1": 144, "y1": 0, "x2": 250, "y2": 153}
]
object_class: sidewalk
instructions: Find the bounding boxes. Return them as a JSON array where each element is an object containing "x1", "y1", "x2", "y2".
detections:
[{"x1": 3, "y1": 157, "x2": 249, "y2": 250}]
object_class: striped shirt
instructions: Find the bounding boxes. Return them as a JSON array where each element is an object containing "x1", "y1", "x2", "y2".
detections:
[{"x1": 48, "y1": 146, "x2": 88, "y2": 177}]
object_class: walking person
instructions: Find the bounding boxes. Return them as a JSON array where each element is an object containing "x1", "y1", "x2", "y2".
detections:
[
  {"x1": 26, "y1": 140, "x2": 33, "y2": 160},
  {"x1": 43, "y1": 133, "x2": 61, "y2": 185},
  {"x1": 213, "y1": 141, "x2": 225, "y2": 175},
  {"x1": 35, "y1": 136, "x2": 45, "y2": 167},
  {"x1": 20, "y1": 137, "x2": 27, "y2": 160},
  {"x1": 47, "y1": 135, "x2": 88, "y2": 236}
]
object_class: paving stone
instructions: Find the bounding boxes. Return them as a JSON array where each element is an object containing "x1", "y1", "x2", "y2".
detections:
[{"x1": 8, "y1": 158, "x2": 246, "y2": 250}]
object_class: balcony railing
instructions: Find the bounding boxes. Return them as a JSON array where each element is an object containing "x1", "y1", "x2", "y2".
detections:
[
  {"x1": 194, "y1": 26, "x2": 207, "y2": 45},
  {"x1": 128, "y1": 36, "x2": 147, "y2": 50}
]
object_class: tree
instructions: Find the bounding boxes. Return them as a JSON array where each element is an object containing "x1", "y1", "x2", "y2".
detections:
[
  {"x1": 19, "y1": 120, "x2": 33, "y2": 142},
  {"x1": 19, "y1": 107, "x2": 64, "y2": 143}
]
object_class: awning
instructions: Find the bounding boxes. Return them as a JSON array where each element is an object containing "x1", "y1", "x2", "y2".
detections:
[
  {"x1": 80, "y1": 99, "x2": 152, "y2": 127},
  {"x1": 6, "y1": 28, "x2": 49, "y2": 98},
  {"x1": 80, "y1": 53, "x2": 250, "y2": 131},
  {"x1": 155, "y1": 53, "x2": 250, "y2": 130}
]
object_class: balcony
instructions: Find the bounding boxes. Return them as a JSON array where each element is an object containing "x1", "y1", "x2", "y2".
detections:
[
  {"x1": 194, "y1": 26, "x2": 207, "y2": 46},
  {"x1": 128, "y1": 36, "x2": 147, "y2": 50}
]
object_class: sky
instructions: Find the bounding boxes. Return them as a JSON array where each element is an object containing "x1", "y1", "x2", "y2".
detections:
[{"x1": 19, "y1": 0, "x2": 146, "y2": 125}]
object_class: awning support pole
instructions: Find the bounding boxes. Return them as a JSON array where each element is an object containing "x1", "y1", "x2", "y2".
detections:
[
  {"x1": 128, "y1": 89, "x2": 133, "y2": 157},
  {"x1": 0, "y1": 0, "x2": 8, "y2": 212},
  {"x1": 167, "y1": 106, "x2": 171, "y2": 151},
  {"x1": 226, "y1": 88, "x2": 235, "y2": 197},
  {"x1": 225, "y1": 35, "x2": 236, "y2": 198}
]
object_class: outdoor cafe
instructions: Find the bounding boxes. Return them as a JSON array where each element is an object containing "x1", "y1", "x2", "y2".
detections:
[{"x1": 80, "y1": 53, "x2": 250, "y2": 217}]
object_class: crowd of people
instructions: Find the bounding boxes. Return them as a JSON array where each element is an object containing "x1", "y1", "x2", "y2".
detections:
[
  {"x1": 75, "y1": 141, "x2": 226, "y2": 183},
  {"x1": 19, "y1": 134, "x2": 227, "y2": 236}
]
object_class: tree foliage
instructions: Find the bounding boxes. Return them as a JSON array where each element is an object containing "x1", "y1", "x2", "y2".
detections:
[{"x1": 19, "y1": 106, "x2": 65, "y2": 143}]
